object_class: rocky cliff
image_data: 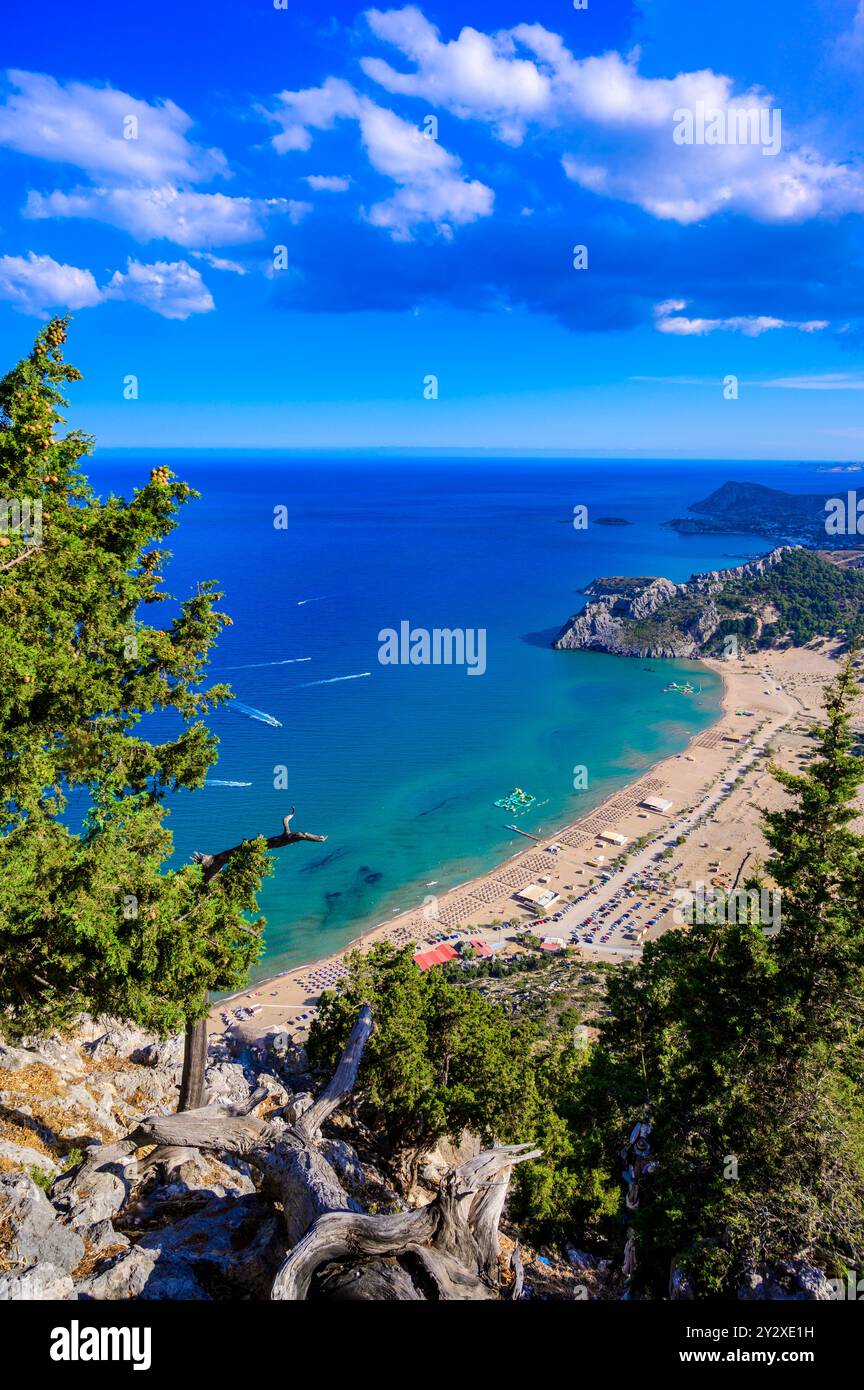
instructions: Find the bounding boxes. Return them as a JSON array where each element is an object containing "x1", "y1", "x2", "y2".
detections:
[
  {"x1": 553, "y1": 547, "x2": 791, "y2": 658},
  {"x1": 0, "y1": 1021, "x2": 316, "y2": 1300}
]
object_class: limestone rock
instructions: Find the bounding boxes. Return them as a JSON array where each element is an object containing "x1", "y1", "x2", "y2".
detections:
[
  {"x1": 131, "y1": 1034, "x2": 184, "y2": 1073},
  {"x1": 75, "y1": 1195, "x2": 281, "y2": 1301},
  {"x1": 204, "y1": 1060, "x2": 253, "y2": 1108},
  {"x1": 0, "y1": 1262, "x2": 75, "y2": 1301},
  {"x1": 0, "y1": 1140, "x2": 60, "y2": 1176},
  {"x1": 0, "y1": 1042, "x2": 36, "y2": 1073},
  {"x1": 84, "y1": 1023, "x2": 153, "y2": 1063},
  {"x1": 320, "y1": 1138, "x2": 365, "y2": 1189},
  {"x1": 0, "y1": 1172, "x2": 85, "y2": 1274},
  {"x1": 51, "y1": 1148, "x2": 133, "y2": 1229},
  {"x1": 19, "y1": 1038, "x2": 85, "y2": 1076}
]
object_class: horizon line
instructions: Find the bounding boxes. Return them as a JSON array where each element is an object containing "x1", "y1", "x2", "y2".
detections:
[{"x1": 88, "y1": 447, "x2": 850, "y2": 465}]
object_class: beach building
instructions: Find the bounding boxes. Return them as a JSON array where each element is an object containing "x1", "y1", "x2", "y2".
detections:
[
  {"x1": 413, "y1": 943, "x2": 459, "y2": 971},
  {"x1": 414, "y1": 937, "x2": 493, "y2": 971},
  {"x1": 459, "y1": 937, "x2": 493, "y2": 959},
  {"x1": 598, "y1": 831, "x2": 628, "y2": 846},
  {"x1": 515, "y1": 884, "x2": 560, "y2": 913},
  {"x1": 641, "y1": 795, "x2": 673, "y2": 814}
]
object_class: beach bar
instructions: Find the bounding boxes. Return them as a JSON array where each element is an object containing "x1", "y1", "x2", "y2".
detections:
[{"x1": 515, "y1": 884, "x2": 561, "y2": 913}]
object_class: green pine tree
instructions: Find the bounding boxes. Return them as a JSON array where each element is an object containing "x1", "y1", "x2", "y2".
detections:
[
  {"x1": 307, "y1": 941, "x2": 541, "y2": 1187},
  {"x1": 594, "y1": 660, "x2": 864, "y2": 1295},
  {"x1": 0, "y1": 318, "x2": 322, "y2": 1105}
]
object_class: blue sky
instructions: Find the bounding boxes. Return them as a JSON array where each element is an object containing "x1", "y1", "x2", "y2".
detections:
[{"x1": 2, "y1": 0, "x2": 864, "y2": 458}]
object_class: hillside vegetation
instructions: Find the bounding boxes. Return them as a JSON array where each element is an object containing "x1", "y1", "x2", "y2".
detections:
[{"x1": 555, "y1": 547, "x2": 864, "y2": 658}]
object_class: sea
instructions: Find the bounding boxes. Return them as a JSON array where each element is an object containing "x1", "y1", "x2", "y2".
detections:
[{"x1": 86, "y1": 454, "x2": 833, "y2": 979}]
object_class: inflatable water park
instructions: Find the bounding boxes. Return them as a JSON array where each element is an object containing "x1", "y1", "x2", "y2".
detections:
[{"x1": 493, "y1": 786, "x2": 548, "y2": 816}]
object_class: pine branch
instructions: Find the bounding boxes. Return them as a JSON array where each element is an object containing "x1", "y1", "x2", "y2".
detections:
[
  {"x1": 192, "y1": 806, "x2": 326, "y2": 883},
  {"x1": 0, "y1": 543, "x2": 43, "y2": 572}
]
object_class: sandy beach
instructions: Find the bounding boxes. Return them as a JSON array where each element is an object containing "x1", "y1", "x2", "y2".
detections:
[{"x1": 213, "y1": 642, "x2": 855, "y2": 1048}]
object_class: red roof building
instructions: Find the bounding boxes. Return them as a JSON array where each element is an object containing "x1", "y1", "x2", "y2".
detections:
[
  {"x1": 466, "y1": 938, "x2": 492, "y2": 958},
  {"x1": 413, "y1": 943, "x2": 459, "y2": 971}
]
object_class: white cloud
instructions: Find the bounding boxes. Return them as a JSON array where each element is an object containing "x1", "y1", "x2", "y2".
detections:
[
  {"x1": 104, "y1": 258, "x2": 214, "y2": 318},
  {"x1": 24, "y1": 186, "x2": 307, "y2": 248},
  {"x1": 270, "y1": 76, "x2": 362, "y2": 153},
  {"x1": 305, "y1": 174, "x2": 351, "y2": 191},
  {"x1": 275, "y1": 198, "x2": 313, "y2": 223},
  {"x1": 0, "y1": 250, "x2": 214, "y2": 319},
  {"x1": 753, "y1": 373, "x2": 864, "y2": 390},
  {"x1": 562, "y1": 141, "x2": 864, "y2": 226},
  {"x1": 268, "y1": 78, "x2": 492, "y2": 239},
  {"x1": 189, "y1": 250, "x2": 247, "y2": 275},
  {"x1": 0, "y1": 69, "x2": 226, "y2": 183},
  {"x1": 0, "y1": 252, "x2": 103, "y2": 316},
  {"x1": 653, "y1": 299, "x2": 828, "y2": 336},
  {"x1": 359, "y1": 7, "x2": 864, "y2": 224},
  {"x1": 837, "y1": 2, "x2": 864, "y2": 58},
  {"x1": 362, "y1": 6, "x2": 551, "y2": 144},
  {"x1": 634, "y1": 372, "x2": 864, "y2": 391}
]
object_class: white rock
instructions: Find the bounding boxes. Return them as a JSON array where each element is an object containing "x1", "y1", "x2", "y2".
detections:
[{"x1": 0, "y1": 1262, "x2": 75, "y2": 1300}]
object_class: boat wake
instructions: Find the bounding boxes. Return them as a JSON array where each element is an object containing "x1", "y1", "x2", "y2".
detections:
[
  {"x1": 220, "y1": 658, "x2": 311, "y2": 670},
  {"x1": 227, "y1": 700, "x2": 282, "y2": 728},
  {"x1": 297, "y1": 596, "x2": 331, "y2": 606},
  {"x1": 294, "y1": 672, "x2": 371, "y2": 688},
  {"x1": 206, "y1": 779, "x2": 253, "y2": 787}
]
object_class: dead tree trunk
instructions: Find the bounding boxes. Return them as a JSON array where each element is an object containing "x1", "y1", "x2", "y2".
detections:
[
  {"x1": 178, "y1": 1017, "x2": 208, "y2": 1112},
  {"x1": 130, "y1": 1005, "x2": 540, "y2": 1299},
  {"x1": 178, "y1": 808, "x2": 326, "y2": 1112}
]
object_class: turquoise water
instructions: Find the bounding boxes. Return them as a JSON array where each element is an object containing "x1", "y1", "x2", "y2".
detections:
[{"x1": 89, "y1": 454, "x2": 794, "y2": 977}]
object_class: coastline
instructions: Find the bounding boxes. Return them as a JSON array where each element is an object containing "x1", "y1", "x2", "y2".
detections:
[{"x1": 213, "y1": 643, "x2": 840, "y2": 1047}]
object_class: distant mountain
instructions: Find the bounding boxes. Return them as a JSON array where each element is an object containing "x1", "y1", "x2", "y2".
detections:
[
  {"x1": 663, "y1": 479, "x2": 860, "y2": 546},
  {"x1": 553, "y1": 546, "x2": 864, "y2": 658}
]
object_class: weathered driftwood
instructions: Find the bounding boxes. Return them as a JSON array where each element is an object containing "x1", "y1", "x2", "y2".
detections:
[
  {"x1": 178, "y1": 807, "x2": 326, "y2": 1112},
  {"x1": 130, "y1": 1005, "x2": 540, "y2": 1299},
  {"x1": 271, "y1": 1144, "x2": 540, "y2": 1300}
]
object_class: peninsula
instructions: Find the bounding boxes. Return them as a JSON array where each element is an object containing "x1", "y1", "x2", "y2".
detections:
[{"x1": 554, "y1": 546, "x2": 864, "y2": 658}]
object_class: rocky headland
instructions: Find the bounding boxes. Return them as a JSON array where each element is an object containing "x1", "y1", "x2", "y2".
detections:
[{"x1": 553, "y1": 547, "x2": 791, "y2": 658}]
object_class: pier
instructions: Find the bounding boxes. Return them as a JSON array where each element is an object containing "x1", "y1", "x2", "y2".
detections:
[{"x1": 505, "y1": 824, "x2": 542, "y2": 841}]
